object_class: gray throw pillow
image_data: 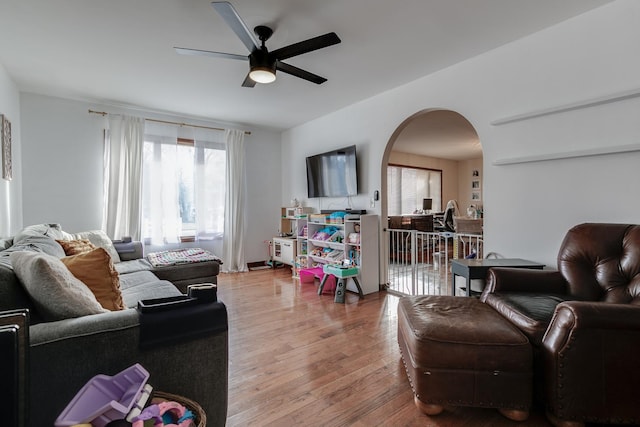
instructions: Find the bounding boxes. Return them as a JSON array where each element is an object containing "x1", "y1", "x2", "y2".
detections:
[
  {"x1": 70, "y1": 230, "x2": 121, "y2": 263},
  {"x1": 10, "y1": 251, "x2": 108, "y2": 321},
  {"x1": 1, "y1": 234, "x2": 66, "y2": 259}
]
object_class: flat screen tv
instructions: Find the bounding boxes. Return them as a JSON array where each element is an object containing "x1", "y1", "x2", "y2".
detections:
[{"x1": 306, "y1": 145, "x2": 358, "y2": 198}]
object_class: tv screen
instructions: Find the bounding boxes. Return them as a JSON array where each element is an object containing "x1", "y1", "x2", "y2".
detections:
[{"x1": 306, "y1": 145, "x2": 358, "y2": 198}]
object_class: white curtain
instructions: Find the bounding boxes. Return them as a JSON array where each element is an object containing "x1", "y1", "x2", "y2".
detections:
[
  {"x1": 102, "y1": 115, "x2": 145, "y2": 240},
  {"x1": 142, "y1": 133, "x2": 226, "y2": 245},
  {"x1": 142, "y1": 136, "x2": 181, "y2": 244},
  {"x1": 222, "y1": 129, "x2": 247, "y2": 272},
  {"x1": 194, "y1": 139, "x2": 226, "y2": 239}
]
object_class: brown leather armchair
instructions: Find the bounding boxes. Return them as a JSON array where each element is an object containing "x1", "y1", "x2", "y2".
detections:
[{"x1": 481, "y1": 223, "x2": 640, "y2": 426}]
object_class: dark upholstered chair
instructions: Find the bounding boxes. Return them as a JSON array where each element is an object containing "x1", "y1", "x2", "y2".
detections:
[{"x1": 481, "y1": 223, "x2": 640, "y2": 426}]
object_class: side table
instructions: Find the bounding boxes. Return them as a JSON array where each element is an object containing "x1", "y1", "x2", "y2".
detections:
[{"x1": 451, "y1": 258, "x2": 545, "y2": 297}]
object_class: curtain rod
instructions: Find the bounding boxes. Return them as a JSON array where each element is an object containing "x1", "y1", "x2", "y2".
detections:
[{"x1": 88, "y1": 109, "x2": 251, "y2": 135}]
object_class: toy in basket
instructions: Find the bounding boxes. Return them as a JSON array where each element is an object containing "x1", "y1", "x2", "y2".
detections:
[
  {"x1": 133, "y1": 391, "x2": 205, "y2": 427},
  {"x1": 55, "y1": 364, "x2": 152, "y2": 427},
  {"x1": 55, "y1": 364, "x2": 205, "y2": 427}
]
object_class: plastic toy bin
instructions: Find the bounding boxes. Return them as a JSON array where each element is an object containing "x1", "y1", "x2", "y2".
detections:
[
  {"x1": 55, "y1": 363, "x2": 151, "y2": 427},
  {"x1": 300, "y1": 267, "x2": 336, "y2": 290}
]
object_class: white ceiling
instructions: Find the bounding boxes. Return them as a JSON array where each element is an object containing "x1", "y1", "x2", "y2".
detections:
[
  {"x1": 394, "y1": 110, "x2": 483, "y2": 160},
  {"x1": 0, "y1": 0, "x2": 611, "y2": 146}
]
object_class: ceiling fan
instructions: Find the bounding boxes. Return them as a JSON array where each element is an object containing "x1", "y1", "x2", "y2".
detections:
[{"x1": 175, "y1": 1, "x2": 341, "y2": 87}]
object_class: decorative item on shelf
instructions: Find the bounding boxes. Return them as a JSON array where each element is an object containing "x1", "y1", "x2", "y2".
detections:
[
  {"x1": 310, "y1": 214, "x2": 328, "y2": 223},
  {"x1": 324, "y1": 249, "x2": 344, "y2": 263},
  {"x1": 327, "y1": 211, "x2": 347, "y2": 224},
  {"x1": 311, "y1": 226, "x2": 339, "y2": 241},
  {"x1": 329, "y1": 231, "x2": 344, "y2": 244},
  {"x1": 309, "y1": 248, "x2": 320, "y2": 257},
  {"x1": 348, "y1": 248, "x2": 361, "y2": 266}
]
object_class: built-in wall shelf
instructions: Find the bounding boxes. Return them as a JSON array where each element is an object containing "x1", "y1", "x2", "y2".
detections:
[
  {"x1": 491, "y1": 87, "x2": 640, "y2": 126},
  {"x1": 493, "y1": 143, "x2": 640, "y2": 166}
]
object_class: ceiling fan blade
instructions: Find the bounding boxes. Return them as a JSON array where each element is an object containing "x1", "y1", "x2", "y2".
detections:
[
  {"x1": 276, "y1": 61, "x2": 327, "y2": 85},
  {"x1": 272, "y1": 32, "x2": 341, "y2": 61},
  {"x1": 174, "y1": 47, "x2": 248, "y2": 61},
  {"x1": 241, "y1": 73, "x2": 257, "y2": 88},
  {"x1": 211, "y1": 1, "x2": 259, "y2": 53}
]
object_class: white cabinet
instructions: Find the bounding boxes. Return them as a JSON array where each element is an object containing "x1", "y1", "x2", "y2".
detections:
[{"x1": 272, "y1": 237, "x2": 296, "y2": 265}]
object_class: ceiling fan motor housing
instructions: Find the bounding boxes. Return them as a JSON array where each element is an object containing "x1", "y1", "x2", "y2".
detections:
[
  {"x1": 250, "y1": 48, "x2": 276, "y2": 73},
  {"x1": 250, "y1": 48, "x2": 275, "y2": 70}
]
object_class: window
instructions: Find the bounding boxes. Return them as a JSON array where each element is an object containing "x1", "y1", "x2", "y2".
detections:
[
  {"x1": 387, "y1": 165, "x2": 442, "y2": 215},
  {"x1": 142, "y1": 136, "x2": 225, "y2": 244}
]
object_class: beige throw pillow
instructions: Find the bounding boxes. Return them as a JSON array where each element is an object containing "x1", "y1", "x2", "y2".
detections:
[
  {"x1": 61, "y1": 248, "x2": 125, "y2": 311},
  {"x1": 10, "y1": 251, "x2": 108, "y2": 321},
  {"x1": 57, "y1": 238, "x2": 97, "y2": 256}
]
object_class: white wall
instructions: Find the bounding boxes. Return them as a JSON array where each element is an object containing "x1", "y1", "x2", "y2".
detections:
[
  {"x1": 19, "y1": 93, "x2": 282, "y2": 263},
  {"x1": 0, "y1": 63, "x2": 22, "y2": 238},
  {"x1": 21, "y1": 94, "x2": 104, "y2": 231},
  {"x1": 283, "y1": 0, "x2": 640, "y2": 269}
]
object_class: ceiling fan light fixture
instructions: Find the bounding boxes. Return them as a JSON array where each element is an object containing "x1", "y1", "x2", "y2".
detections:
[
  {"x1": 249, "y1": 48, "x2": 277, "y2": 84},
  {"x1": 249, "y1": 67, "x2": 276, "y2": 84}
]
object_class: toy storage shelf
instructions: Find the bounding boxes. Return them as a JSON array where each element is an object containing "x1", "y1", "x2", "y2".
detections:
[{"x1": 303, "y1": 214, "x2": 379, "y2": 295}]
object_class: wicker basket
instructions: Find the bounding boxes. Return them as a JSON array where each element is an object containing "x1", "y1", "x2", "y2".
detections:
[{"x1": 152, "y1": 391, "x2": 207, "y2": 427}]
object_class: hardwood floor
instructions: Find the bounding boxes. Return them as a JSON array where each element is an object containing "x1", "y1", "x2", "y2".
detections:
[{"x1": 217, "y1": 268, "x2": 553, "y2": 427}]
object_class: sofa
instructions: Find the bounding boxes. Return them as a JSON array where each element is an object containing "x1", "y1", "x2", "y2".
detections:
[
  {"x1": 0, "y1": 224, "x2": 227, "y2": 426},
  {"x1": 481, "y1": 223, "x2": 640, "y2": 426}
]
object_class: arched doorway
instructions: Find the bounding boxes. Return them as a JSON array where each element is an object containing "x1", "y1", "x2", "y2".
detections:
[{"x1": 381, "y1": 109, "x2": 483, "y2": 296}]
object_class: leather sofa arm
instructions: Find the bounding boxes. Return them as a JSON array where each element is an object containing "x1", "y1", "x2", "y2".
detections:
[
  {"x1": 480, "y1": 267, "x2": 567, "y2": 301},
  {"x1": 542, "y1": 301, "x2": 640, "y2": 423},
  {"x1": 543, "y1": 301, "x2": 640, "y2": 349}
]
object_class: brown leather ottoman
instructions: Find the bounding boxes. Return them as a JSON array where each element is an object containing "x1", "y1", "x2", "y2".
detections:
[{"x1": 398, "y1": 295, "x2": 532, "y2": 421}]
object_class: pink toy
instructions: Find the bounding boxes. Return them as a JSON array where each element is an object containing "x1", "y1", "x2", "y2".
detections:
[{"x1": 299, "y1": 267, "x2": 336, "y2": 292}]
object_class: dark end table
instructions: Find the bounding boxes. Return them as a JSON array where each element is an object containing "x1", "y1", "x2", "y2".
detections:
[{"x1": 451, "y1": 258, "x2": 545, "y2": 297}]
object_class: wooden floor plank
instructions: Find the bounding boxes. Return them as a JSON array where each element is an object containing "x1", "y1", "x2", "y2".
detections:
[{"x1": 218, "y1": 268, "x2": 553, "y2": 427}]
